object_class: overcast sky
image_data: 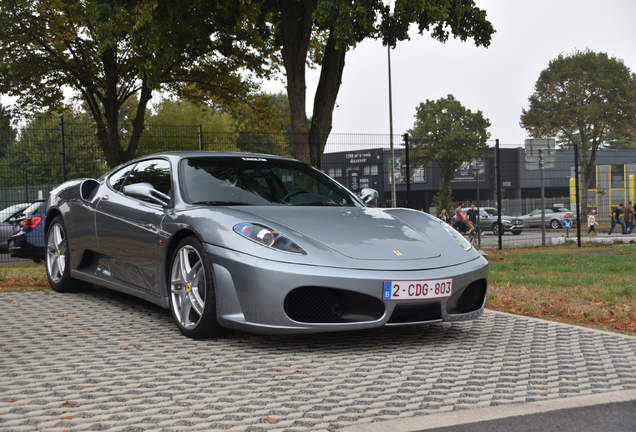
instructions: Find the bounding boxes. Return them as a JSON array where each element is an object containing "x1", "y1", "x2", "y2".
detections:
[{"x1": 263, "y1": 0, "x2": 636, "y2": 147}]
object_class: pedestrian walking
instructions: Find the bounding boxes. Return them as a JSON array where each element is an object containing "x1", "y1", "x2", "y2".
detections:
[
  {"x1": 438, "y1": 208, "x2": 450, "y2": 223},
  {"x1": 607, "y1": 203, "x2": 626, "y2": 235},
  {"x1": 625, "y1": 201, "x2": 634, "y2": 234},
  {"x1": 587, "y1": 209, "x2": 599, "y2": 236},
  {"x1": 455, "y1": 202, "x2": 467, "y2": 235},
  {"x1": 466, "y1": 203, "x2": 479, "y2": 225}
]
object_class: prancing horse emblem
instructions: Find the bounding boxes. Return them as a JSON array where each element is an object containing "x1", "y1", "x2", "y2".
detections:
[{"x1": 393, "y1": 251, "x2": 402, "y2": 256}]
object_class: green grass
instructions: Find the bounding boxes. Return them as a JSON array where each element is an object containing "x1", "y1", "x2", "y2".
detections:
[
  {"x1": 2, "y1": 245, "x2": 636, "y2": 335},
  {"x1": 485, "y1": 243, "x2": 636, "y2": 334}
]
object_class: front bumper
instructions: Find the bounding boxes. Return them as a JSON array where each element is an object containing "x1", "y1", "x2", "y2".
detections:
[{"x1": 204, "y1": 243, "x2": 489, "y2": 334}]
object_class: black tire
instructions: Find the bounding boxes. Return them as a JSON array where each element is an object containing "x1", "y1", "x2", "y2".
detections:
[
  {"x1": 169, "y1": 236, "x2": 225, "y2": 338},
  {"x1": 550, "y1": 219, "x2": 561, "y2": 230},
  {"x1": 45, "y1": 216, "x2": 92, "y2": 292},
  {"x1": 492, "y1": 223, "x2": 501, "y2": 235}
]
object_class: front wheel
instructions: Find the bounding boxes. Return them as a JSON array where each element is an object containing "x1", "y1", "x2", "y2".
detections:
[
  {"x1": 45, "y1": 216, "x2": 92, "y2": 292},
  {"x1": 492, "y1": 223, "x2": 501, "y2": 235},
  {"x1": 169, "y1": 236, "x2": 225, "y2": 338},
  {"x1": 550, "y1": 219, "x2": 561, "y2": 230}
]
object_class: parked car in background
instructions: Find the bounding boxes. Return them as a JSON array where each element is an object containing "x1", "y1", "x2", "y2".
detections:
[
  {"x1": 479, "y1": 207, "x2": 524, "y2": 235},
  {"x1": 0, "y1": 203, "x2": 30, "y2": 253},
  {"x1": 452, "y1": 207, "x2": 524, "y2": 235},
  {"x1": 518, "y1": 207, "x2": 577, "y2": 229},
  {"x1": 8, "y1": 200, "x2": 46, "y2": 262}
]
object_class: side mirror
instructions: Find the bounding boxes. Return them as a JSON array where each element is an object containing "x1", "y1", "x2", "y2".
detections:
[
  {"x1": 360, "y1": 188, "x2": 379, "y2": 204},
  {"x1": 123, "y1": 182, "x2": 171, "y2": 207}
]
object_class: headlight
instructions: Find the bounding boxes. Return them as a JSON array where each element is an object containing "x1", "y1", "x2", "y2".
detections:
[
  {"x1": 233, "y1": 223, "x2": 306, "y2": 254},
  {"x1": 502, "y1": 219, "x2": 511, "y2": 224},
  {"x1": 440, "y1": 222, "x2": 472, "y2": 251}
]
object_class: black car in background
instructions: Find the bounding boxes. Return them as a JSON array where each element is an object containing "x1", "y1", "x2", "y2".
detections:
[
  {"x1": 0, "y1": 203, "x2": 30, "y2": 253},
  {"x1": 8, "y1": 200, "x2": 46, "y2": 262}
]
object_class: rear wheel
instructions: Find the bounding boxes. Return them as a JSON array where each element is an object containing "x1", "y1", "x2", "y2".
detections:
[
  {"x1": 169, "y1": 236, "x2": 225, "y2": 338},
  {"x1": 45, "y1": 216, "x2": 92, "y2": 292},
  {"x1": 550, "y1": 219, "x2": 561, "y2": 229}
]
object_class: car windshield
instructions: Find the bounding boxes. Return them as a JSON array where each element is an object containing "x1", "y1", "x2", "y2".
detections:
[
  {"x1": 484, "y1": 208, "x2": 499, "y2": 216},
  {"x1": 180, "y1": 157, "x2": 365, "y2": 207}
]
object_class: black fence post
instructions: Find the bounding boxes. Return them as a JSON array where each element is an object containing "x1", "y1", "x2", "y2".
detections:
[
  {"x1": 60, "y1": 114, "x2": 67, "y2": 183},
  {"x1": 574, "y1": 144, "x2": 581, "y2": 247},
  {"x1": 404, "y1": 133, "x2": 410, "y2": 208},
  {"x1": 496, "y1": 139, "x2": 502, "y2": 250},
  {"x1": 198, "y1": 125, "x2": 203, "y2": 151}
]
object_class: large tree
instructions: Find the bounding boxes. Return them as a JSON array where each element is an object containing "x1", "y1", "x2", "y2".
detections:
[
  {"x1": 520, "y1": 49, "x2": 636, "y2": 213},
  {"x1": 408, "y1": 94, "x2": 490, "y2": 214},
  {"x1": 267, "y1": 0, "x2": 494, "y2": 164},
  {"x1": 0, "y1": 0, "x2": 273, "y2": 168},
  {"x1": 0, "y1": 103, "x2": 16, "y2": 159}
]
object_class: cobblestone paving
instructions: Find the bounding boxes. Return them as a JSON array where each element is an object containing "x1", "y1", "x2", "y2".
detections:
[{"x1": 1, "y1": 289, "x2": 635, "y2": 431}]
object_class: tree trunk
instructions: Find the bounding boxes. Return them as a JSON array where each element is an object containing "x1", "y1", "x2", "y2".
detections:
[
  {"x1": 125, "y1": 79, "x2": 153, "y2": 161},
  {"x1": 308, "y1": 31, "x2": 346, "y2": 166},
  {"x1": 280, "y1": 0, "x2": 315, "y2": 163}
]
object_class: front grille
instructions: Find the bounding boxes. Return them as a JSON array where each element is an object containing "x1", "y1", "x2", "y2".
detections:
[
  {"x1": 387, "y1": 302, "x2": 442, "y2": 324},
  {"x1": 284, "y1": 287, "x2": 385, "y2": 324},
  {"x1": 284, "y1": 287, "x2": 343, "y2": 323}
]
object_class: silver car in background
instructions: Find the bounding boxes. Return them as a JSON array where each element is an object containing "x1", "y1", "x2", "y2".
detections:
[
  {"x1": 479, "y1": 207, "x2": 524, "y2": 235},
  {"x1": 518, "y1": 207, "x2": 577, "y2": 229}
]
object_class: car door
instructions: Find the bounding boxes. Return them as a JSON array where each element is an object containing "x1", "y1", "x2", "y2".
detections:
[{"x1": 95, "y1": 158, "x2": 172, "y2": 294}]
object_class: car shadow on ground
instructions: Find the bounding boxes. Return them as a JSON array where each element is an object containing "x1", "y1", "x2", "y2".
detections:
[{"x1": 79, "y1": 285, "x2": 481, "y2": 353}]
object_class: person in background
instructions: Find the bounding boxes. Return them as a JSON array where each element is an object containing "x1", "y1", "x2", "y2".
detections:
[
  {"x1": 587, "y1": 209, "x2": 599, "y2": 236},
  {"x1": 625, "y1": 201, "x2": 634, "y2": 234},
  {"x1": 455, "y1": 202, "x2": 467, "y2": 235},
  {"x1": 607, "y1": 203, "x2": 626, "y2": 235},
  {"x1": 438, "y1": 208, "x2": 450, "y2": 223},
  {"x1": 466, "y1": 203, "x2": 479, "y2": 226}
]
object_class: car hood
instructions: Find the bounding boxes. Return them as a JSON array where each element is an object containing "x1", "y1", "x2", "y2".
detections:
[{"x1": 237, "y1": 206, "x2": 442, "y2": 260}]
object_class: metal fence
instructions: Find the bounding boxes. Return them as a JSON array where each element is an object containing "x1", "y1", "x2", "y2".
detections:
[{"x1": 3, "y1": 116, "x2": 636, "y2": 263}]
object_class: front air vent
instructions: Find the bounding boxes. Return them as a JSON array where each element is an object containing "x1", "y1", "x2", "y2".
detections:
[{"x1": 284, "y1": 287, "x2": 385, "y2": 324}]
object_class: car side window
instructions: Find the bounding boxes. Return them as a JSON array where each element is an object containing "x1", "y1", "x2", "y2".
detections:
[
  {"x1": 109, "y1": 165, "x2": 134, "y2": 191},
  {"x1": 124, "y1": 159, "x2": 172, "y2": 195}
]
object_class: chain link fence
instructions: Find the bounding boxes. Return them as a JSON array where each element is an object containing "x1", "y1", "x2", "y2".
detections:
[{"x1": 3, "y1": 116, "x2": 636, "y2": 262}]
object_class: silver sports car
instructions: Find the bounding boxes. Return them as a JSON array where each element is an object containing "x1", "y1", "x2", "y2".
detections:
[{"x1": 45, "y1": 152, "x2": 488, "y2": 338}]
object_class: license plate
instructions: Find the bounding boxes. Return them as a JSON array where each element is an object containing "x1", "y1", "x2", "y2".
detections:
[{"x1": 383, "y1": 278, "x2": 453, "y2": 301}]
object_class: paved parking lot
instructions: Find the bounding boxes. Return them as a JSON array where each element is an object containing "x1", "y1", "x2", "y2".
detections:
[{"x1": 1, "y1": 288, "x2": 635, "y2": 431}]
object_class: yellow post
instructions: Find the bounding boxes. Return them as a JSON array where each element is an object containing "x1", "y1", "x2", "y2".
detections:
[
  {"x1": 569, "y1": 177, "x2": 576, "y2": 209},
  {"x1": 630, "y1": 175, "x2": 635, "y2": 204}
]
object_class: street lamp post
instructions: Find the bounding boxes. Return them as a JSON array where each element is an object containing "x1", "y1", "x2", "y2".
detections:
[
  {"x1": 472, "y1": 157, "x2": 484, "y2": 248},
  {"x1": 388, "y1": 44, "x2": 396, "y2": 208}
]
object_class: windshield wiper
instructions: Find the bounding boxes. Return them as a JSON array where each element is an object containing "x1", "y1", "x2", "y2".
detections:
[
  {"x1": 292, "y1": 201, "x2": 344, "y2": 206},
  {"x1": 193, "y1": 201, "x2": 252, "y2": 206}
]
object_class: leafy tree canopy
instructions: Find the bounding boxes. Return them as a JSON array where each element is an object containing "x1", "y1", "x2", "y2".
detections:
[
  {"x1": 408, "y1": 94, "x2": 490, "y2": 214},
  {"x1": 0, "y1": 103, "x2": 17, "y2": 159},
  {"x1": 0, "y1": 0, "x2": 275, "y2": 168},
  {"x1": 520, "y1": 49, "x2": 636, "y2": 211},
  {"x1": 265, "y1": 0, "x2": 495, "y2": 164}
]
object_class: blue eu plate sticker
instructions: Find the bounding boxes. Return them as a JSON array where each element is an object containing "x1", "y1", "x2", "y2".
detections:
[{"x1": 383, "y1": 281, "x2": 392, "y2": 299}]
